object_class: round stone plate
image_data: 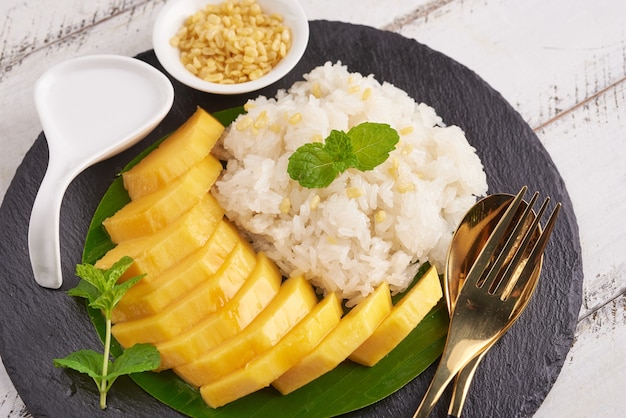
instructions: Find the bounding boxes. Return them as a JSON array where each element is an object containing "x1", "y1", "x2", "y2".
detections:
[{"x1": 0, "y1": 21, "x2": 583, "y2": 418}]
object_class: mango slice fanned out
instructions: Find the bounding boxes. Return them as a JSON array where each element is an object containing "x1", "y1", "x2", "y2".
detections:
[
  {"x1": 122, "y1": 107, "x2": 224, "y2": 200},
  {"x1": 272, "y1": 282, "x2": 392, "y2": 395},
  {"x1": 156, "y1": 252, "x2": 282, "y2": 370},
  {"x1": 103, "y1": 154, "x2": 222, "y2": 243},
  {"x1": 200, "y1": 292, "x2": 343, "y2": 408},
  {"x1": 174, "y1": 275, "x2": 318, "y2": 387},
  {"x1": 110, "y1": 232, "x2": 256, "y2": 346},
  {"x1": 111, "y1": 219, "x2": 247, "y2": 323},
  {"x1": 349, "y1": 265, "x2": 442, "y2": 366},
  {"x1": 94, "y1": 193, "x2": 224, "y2": 282}
]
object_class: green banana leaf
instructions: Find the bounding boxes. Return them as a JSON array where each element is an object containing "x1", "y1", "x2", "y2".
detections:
[{"x1": 82, "y1": 108, "x2": 448, "y2": 417}]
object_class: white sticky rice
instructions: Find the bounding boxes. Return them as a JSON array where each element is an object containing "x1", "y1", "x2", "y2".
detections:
[{"x1": 212, "y1": 62, "x2": 487, "y2": 305}]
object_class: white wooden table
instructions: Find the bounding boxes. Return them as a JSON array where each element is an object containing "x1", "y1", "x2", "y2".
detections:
[{"x1": 1, "y1": 0, "x2": 624, "y2": 416}]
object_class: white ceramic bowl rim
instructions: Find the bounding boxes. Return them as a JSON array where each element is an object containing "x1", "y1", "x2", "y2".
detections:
[{"x1": 153, "y1": 0, "x2": 309, "y2": 95}]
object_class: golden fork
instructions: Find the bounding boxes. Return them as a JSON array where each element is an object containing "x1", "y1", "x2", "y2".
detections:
[{"x1": 413, "y1": 187, "x2": 561, "y2": 417}]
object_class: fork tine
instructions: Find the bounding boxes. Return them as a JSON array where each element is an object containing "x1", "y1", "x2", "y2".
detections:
[
  {"x1": 491, "y1": 195, "x2": 550, "y2": 297},
  {"x1": 504, "y1": 201, "x2": 561, "y2": 301},
  {"x1": 499, "y1": 198, "x2": 559, "y2": 300},
  {"x1": 479, "y1": 191, "x2": 539, "y2": 291},
  {"x1": 463, "y1": 186, "x2": 528, "y2": 289}
]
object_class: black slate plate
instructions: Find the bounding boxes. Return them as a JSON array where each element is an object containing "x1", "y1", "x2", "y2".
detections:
[{"x1": 0, "y1": 21, "x2": 583, "y2": 418}]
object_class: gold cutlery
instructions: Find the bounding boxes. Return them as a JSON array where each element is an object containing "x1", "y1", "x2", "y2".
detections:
[
  {"x1": 413, "y1": 187, "x2": 560, "y2": 417},
  {"x1": 443, "y1": 192, "x2": 545, "y2": 417}
]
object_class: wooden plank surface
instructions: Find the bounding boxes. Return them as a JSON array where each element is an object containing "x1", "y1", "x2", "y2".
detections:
[{"x1": 1, "y1": 0, "x2": 624, "y2": 416}]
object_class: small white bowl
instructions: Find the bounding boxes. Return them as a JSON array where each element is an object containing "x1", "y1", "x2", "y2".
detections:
[{"x1": 153, "y1": 0, "x2": 309, "y2": 95}]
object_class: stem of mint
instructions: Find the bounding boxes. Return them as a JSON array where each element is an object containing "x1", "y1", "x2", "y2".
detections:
[
  {"x1": 53, "y1": 256, "x2": 161, "y2": 410},
  {"x1": 100, "y1": 317, "x2": 112, "y2": 409}
]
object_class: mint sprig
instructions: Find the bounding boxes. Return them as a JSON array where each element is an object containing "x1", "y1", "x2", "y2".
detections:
[
  {"x1": 53, "y1": 256, "x2": 160, "y2": 410},
  {"x1": 287, "y1": 122, "x2": 399, "y2": 188}
]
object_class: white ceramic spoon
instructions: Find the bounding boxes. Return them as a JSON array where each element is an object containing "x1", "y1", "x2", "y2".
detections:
[{"x1": 29, "y1": 55, "x2": 174, "y2": 289}]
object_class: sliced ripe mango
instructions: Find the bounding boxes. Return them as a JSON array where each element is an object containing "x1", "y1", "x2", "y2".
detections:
[
  {"x1": 111, "y1": 239, "x2": 256, "y2": 344},
  {"x1": 122, "y1": 107, "x2": 224, "y2": 200},
  {"x1": 272, "y1": 282, "x2": 392, "y2": 395},
  {"x1": 111, "y1": 219, "x2": 245, "y2": 323},
  {"x1": 350, "y1": 265, "x2": 442, "y2": 366},
  {"x1": 103, "y1": 154, "x2": 222, "y2": 243},
  {"x1": 156, "y1": 252, "x2": 281, "y2": 370},
  {"x1": 94, "y1": 193, "x2": 224, "y2": 283},
  {"x1": 200, "y1": 293, "x2": 343, "y2": 408},
  {"x1": 174, "y1": 275, "x2": 318, "y2": 387}
]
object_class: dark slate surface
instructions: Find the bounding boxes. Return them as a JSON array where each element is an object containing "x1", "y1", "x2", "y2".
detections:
[{"x1": 0, "y1": 21, "x2": 583, "y2": 418}]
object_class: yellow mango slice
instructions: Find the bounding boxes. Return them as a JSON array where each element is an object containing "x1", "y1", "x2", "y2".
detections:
[
  {"x1": 156, "y1": 252, "x2": 281, "y2": 370},
  {"x1": 94, "y1": 193, "x2": 224, "y2": 283},
  {"x1": 200, "y1": 293, "x2": 343, "y2": 408},
  {"x1": 350, "y1": 265, "x2": 442, "y2": 366},
  {"x1": 103, "y1": 154, "x2": 222, "y2": 243},
  {"x1": 122, "y1": 107, "x2": 224, "y2": 200},
  {"x1": 174, "y1": 275, "x2": 318, "y2": 387},
  {"x1": 111, "y1": 219, "x2": 246, "y2": 323},
  {"x1": 111, "y1": 239, "x2": 256, "y2": 344},
  {"x1": 272, "y1": 282, "x2": 392, "y2": 395}
]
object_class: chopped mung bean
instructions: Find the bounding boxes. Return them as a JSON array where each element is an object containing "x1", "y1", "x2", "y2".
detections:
[
  {"x1": 288, "y1": 112, "x2": 302, "y2": 125},
  {"x1": 309, "y1": 194, "x2": 321, "y2": 210},
  {"x1": 401, "y1": 144, "x2": 414, "y2": 155},
  {"x1": 397, "y1": 182, "x2": 416, "y2": 193},
  {"x1": 170, "y1": 0, "x2": 292, "y2": 84},
  {"x1": 348, "y1": 84, "x2": 361, "y2": 94},
  {"x1": 375, "y1": 210, "x2": 387, "y2": 224},
  {"x1": 346, "y1": 187, "x2": 364, "y2": 199},
  {"x1": 236, "y1": 115, "x2": 253, "y2": 131},
  {"x1": 279, "y1": 197, "x2": 291, "y2": 214},
  {"x1": 399, "y1": 126, "x2": 414, "y2": 135},
  {"x1": 311, "y1": 82, "x2": 322, "y2": 98}
]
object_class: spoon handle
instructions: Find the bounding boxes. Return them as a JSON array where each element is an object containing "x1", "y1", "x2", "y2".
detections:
[
  {"x1": 28, "y1": 160, "x2": 74, "y2": 289},
  {"x1": 447, "y1": 352, "x2": 485, "y2": 417},
  {"x1": 412, "y1": 363, "x2": 454, "y2": 417}
]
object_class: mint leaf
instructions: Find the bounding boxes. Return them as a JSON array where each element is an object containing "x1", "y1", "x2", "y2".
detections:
[
  {"x1": 104, "y1": 256, "x2": 135, "y2": 288},
  {"x1": 288, "y1": 122, "x2": 399, "y2": 188},
  {"x1": 67, "y1": 280, "x2": 100, "y2": 304},
  {"x1": 349, "y1": 122, "x2": 399, "y2": 171},
  {"x1": 287, "y1": 142, "x2": 338, "y2": 188},
  {"x1": 89, "y1": 274, "x2": 144, "y2": 317},
  {"x1": 54, "y1": 349, "x2": 106, "y2": 383},
  {"x1": 75, "y1": 263, "x2": 107, "y2": 294},
  {"x1": 325, "y1": 130, "x2": 357, "y2": 173},
  {"x1": 57, "y1": 257, "x2": 156, "y2": 409},
  {"x1": 107, "y1": 343, "x2": 160, "y2": 381}
]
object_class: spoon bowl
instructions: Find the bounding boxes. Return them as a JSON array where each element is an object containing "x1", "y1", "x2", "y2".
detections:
[
  {"x1": 444, "y1": 193, "x2": 543, "y2": 416},
  {"x1": 29, "y1": 55, "x2": 174, "y2": 289}
]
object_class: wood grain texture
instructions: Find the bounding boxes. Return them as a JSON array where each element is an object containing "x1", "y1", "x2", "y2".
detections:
[
  {"x1": 1, "y1": 0, "x2": 625, "y2": 417},
  {"x1": 394, "y1": 0, "x2": 626, "y2": 129},
  {"x1": 0, "y1": 0, "x2": 159, "y2": 70},
  {"x1": 535, "y1": 80, "x2": 626, "y2": 316}
]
